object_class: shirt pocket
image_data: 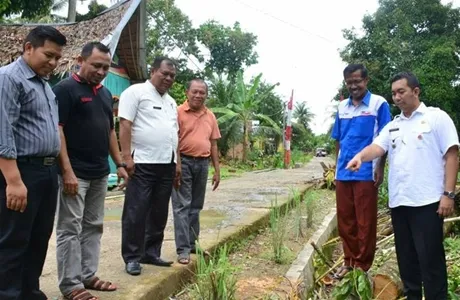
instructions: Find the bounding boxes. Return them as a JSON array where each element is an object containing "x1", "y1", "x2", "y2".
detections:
[
  {"x1": 411, "y1": 122, "x2": 432, "y2": 149},
  {"x1": 138, "y1": 99, "x2": 160, "y2": 117},
  {"x1": 351, "y1": 115, "x2": 375, "y2": 137}
]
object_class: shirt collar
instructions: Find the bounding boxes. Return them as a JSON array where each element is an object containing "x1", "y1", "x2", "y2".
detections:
[
  {"x1": 183, "y1": 100, "x2": 207, "y2": 113},
  {"x1": 347, "y1": 90, "x2": 371, "y2": 106},
  {"x1": 145, "y1": 80, "x2": 169, "y2": 98},
  {"x1": 72, "y1": 73, "x2": 102, "y2": 89},
  {"x1": 399, "y1": 102, "x2": 427, "y2": 119},
  {"x1": 17, "y1": 56, "x2": 40, "y2": 80}
]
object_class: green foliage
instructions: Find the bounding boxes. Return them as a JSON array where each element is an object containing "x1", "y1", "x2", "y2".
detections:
[
  {"x1": 340, "y1": 0, "x2": 460, "y2": 126},
  {"x1": 378, "y1": 164, "x2": 390, "y2": 209},
  {"x1": 190, "y1": 243, "x2": 238, "y2": 300},
  {"x1": 211, "y1": 71, "x2": 281, "y2": 162},
  {"x1": 332, "y1": 268, "x2": 372, "y2": 300},
  {"x1": 76, "y1": 0, "x2": 107, "y2": 21},
  {"x1": 197, "y1": 21, "x2": 258, "y2": 78},
  {"x1": 293, "y1": 102, "x2": 314, "y2": 132},
  {"x1": 444, "y1": 238, "x2": 460, "y2": 298},
  {"x1": 208, "y1": 75, "x2": 240, "y2": 157},
  {"x1": 169, "y1": 82, "x2": 186, "y2": 104},
  {"x1": 0, "y1": 0, "x2": 53, "y2": 19},
  {"x1": 146, "y1": 0, "x2": 201, "y2": 61},
  {"x1": 145, "y1": 0, "x2": 204, "y2": 87}
]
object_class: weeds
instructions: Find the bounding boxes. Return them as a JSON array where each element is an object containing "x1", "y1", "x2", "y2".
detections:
[
  {"x1": 289, "y1": 188, "x2": 304, "y2": 240},
  {"x1": 269, "y1": 195, "x2": 290, "y2": 264},
  {"x1": 189, "y1": 243, "x2": 238, "y2": 300},
  {"x1": 304, "y1": 190, "x2": 317, "y2": 229}
]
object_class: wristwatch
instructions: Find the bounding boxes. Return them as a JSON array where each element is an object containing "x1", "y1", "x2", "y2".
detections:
[
  {"x1": 116, "y1": 162, "x2": 127, "y2": 169},
  {"x1": 443, "y1": 191, "x2": 456, "y2": 200}
]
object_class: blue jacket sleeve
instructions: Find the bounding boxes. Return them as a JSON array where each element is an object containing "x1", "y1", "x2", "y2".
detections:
[
  {"x1": 376, "y1": 101, "x2": 391, "y2": 134},
  {"x1": 331, "y1": 111, "x2": 340, "y2": 140}
]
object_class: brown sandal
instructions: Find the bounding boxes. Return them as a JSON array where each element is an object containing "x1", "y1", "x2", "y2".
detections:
[
  {"x1": 84, "y1": 276, "x2": 117, "y2": 292},
  {"x1": 64, "y1": 289, "x2": 98, "y2": 300}
]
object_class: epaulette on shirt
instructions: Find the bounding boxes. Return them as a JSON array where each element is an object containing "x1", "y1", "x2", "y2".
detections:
[{"x1": 427, "y1": 106, "x2": 440, "y2": 111}]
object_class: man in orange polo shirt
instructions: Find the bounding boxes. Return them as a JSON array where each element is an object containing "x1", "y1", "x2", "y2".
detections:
[{"x1": 172, "y1": 79, "x2": 221, "y2": 264}]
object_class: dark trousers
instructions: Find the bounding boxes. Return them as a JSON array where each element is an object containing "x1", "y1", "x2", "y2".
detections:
[
  {"x1": 391, "y1": 202, "x2": 447, "y2": 300},
  {"x1": 0, "y1": 162, "x2": 58, "y2": 300},
  {"x1": 335, "y1": 180, "x2": 378, "y2": 271},
  {"x1": 121, "y1": 163, "x2": 175, "y2": 263},
  {"x1": 171, "y1": 156, "x2": 209, "y2": 255}
]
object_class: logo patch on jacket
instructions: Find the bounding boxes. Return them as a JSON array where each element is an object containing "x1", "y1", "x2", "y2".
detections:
[{"x1": 81, "y1": 97, "x2": 92, "y2": 103}]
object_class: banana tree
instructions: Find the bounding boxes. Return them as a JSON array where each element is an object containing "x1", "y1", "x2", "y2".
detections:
[{"x1": 211, "y1": 71, "x2": 281, "y2": 162}]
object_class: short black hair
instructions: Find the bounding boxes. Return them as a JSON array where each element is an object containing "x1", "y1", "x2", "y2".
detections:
[
  {"x1": 23, "y1": 25, "x2": 67, "y2": 51},
  {"x1": 390, "y1": 72, "x2": 420, "y2": 90},
  {"x1": 186, "y1": 79, "x2": 208, "y2": 92},
  {"x1": 81, "y1": 42, "x2": 110, "y2": 59},
  {"x1": 343, "y1": 64, "x2": 368, "y2": 79},
  {"x1": 151, "y1": 56, "x2": 176, "y2": 71}
]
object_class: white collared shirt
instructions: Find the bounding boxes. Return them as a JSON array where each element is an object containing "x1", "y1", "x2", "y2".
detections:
[
  {"x1": 373, "y1": 102, "x2": 459, "y2": 208},
  {"x1": 118, "y1": 80, "x2": 178, "y2": 164}
]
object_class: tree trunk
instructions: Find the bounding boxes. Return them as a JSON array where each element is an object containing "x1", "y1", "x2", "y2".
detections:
[
  {"x1": 67, "y1": 0, "x2": 77, "y2": 22},
  {"x1": 242, "y1": 122, "x2": 248, "y2": 163}
]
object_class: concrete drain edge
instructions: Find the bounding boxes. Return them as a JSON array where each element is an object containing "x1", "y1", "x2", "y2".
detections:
[{"x1": 283, "y1": 208, "x2": 338, "y2": 297}]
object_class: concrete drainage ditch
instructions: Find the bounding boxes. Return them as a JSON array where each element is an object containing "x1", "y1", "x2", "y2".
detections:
[{"x1": 279, "y1": 209, "x2": 338, "y2": 299}]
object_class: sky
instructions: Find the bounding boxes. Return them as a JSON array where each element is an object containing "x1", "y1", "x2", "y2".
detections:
[{"x1": 70, "y1": 0, "x2": 460, "y2": 134}]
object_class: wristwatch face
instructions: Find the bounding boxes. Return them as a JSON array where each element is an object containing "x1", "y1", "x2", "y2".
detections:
[{"x1": 445, "y1": 191, "x2": 456, "y2": 199}]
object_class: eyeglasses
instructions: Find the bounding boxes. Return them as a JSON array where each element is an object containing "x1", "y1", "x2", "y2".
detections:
[{"x1": 345, "y1": 78, "x2": 365, "y2": 86}]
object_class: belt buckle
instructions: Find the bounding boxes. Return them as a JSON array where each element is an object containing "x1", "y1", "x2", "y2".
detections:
[{"x1": 43, "y1": 157, "x2": 55, "y2": 166}]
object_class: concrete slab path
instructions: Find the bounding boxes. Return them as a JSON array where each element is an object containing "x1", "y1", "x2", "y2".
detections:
[{"x1": 40, "y1": 157, "x2": 332, "y2": 300}]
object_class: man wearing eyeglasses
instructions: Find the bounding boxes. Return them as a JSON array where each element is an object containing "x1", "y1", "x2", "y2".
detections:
[{"x1": 331, "y1": 64, "x2": 392, "y2": 279}]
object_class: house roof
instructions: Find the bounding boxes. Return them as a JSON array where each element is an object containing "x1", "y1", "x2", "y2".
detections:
[{"x1": 0, "y1": 0, "x2": 146, "y2": 79}]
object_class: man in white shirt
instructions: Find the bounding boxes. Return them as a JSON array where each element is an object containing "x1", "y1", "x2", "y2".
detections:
[
  {"x1": 118, "y1": 57, "x2": 180, "y2": 276},
  {"x1": 346, "y1": 72, "x2": 459, "y2": 300}
]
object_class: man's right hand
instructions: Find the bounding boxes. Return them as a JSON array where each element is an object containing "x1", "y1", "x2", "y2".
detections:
[
  {"x1": 6, "y1": 180, "x2": 28, "y2": 212},
  {"x1": 126, "y1": 158, "x2": 135, "y2": 177},
  {"x1": 63, "y1": 169, "x2": 79, "y2": 196},
  {"x1": 346, "y1": 155, "x2": 362, "y2": 172}
]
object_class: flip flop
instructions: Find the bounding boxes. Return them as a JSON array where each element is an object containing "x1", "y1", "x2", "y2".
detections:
[
  {"x1": 177, "y1": 254, "x2": 191, "y2": 265},
  {"x1": 332, "y1": 266, "x2": 353, "y2": 280}
]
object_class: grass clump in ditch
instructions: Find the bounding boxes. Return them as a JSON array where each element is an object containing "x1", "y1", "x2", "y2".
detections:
[
  {"x1": 189, "y1": 243, "x2": 238, "y2": 300},
  {"x1": 269, "y1": 195, "x2": 292, "y2": 264}
]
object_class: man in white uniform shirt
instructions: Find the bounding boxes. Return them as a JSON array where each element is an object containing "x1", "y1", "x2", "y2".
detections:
[
  {"x1": 118, "y1": 57, "x2": 180, "y2": 275},
  {"x1": 346, "y1": 72, "x2": 459, "y2": 300}
]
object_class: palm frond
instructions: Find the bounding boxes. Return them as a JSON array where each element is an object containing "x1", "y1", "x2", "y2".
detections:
[{"x1": 254, "y1": 113, "x2": 281, "y2": 135}]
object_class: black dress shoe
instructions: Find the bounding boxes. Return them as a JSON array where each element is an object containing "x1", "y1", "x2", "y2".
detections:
[
  {"x1": 126, "y1": 261, "x2": 142, "y2": 275},
  {"x1": 140, "y1": 256, "x2": 173, "y2": 267}
]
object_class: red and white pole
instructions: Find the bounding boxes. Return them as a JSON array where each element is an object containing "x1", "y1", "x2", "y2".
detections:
[{"x1": 284, "y1": 89, "x2": 294, "y2": 169}]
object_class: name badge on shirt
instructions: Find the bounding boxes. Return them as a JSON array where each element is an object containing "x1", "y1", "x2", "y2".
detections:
[
  {"x1": 153, "y1": 106, "x2": 162, "y2": 110},
  {"x1": 390, "y1": 128, "x2": 400, "y2": 149}
]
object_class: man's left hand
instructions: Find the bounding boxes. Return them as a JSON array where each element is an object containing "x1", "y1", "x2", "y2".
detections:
[
  {"x1": 437, "y1": 195, "x2": 455, "y2": 218},
  {"x1": 212, "y1": 173, "x2": 220, "y2": 191},
  {"x1": 174, "y1": 163, "x2": 182, "y2": 190},
  {"x1": 374, "y1": 168, "x2": 384, "y2": 188},
  {"x1": 117, "y1": 167, "x2": 129, "y2": 189}
]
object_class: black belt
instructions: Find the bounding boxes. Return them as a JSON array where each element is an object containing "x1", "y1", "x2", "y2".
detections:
[
  {"x1": 180, "y1": 153, "x2": 210, "y2": 160},
  {"x1": 17, "y1": 156, "x2": 57, "y2": 166}
]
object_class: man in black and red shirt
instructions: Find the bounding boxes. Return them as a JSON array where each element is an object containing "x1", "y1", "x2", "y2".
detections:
[{"x1": 53, "y1": 42, "x2": 128, "y2": 300}]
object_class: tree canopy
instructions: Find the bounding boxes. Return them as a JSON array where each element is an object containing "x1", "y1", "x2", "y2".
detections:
[
  {"x1": 0, "y1": 0, "x2": 53, "y2": 19},
  {"x1": 197, "y1": 21, "x2": 258, "y2": 78},
  {"x1": 340, "y1": 0, "x2": 460, "y2": 126}
]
